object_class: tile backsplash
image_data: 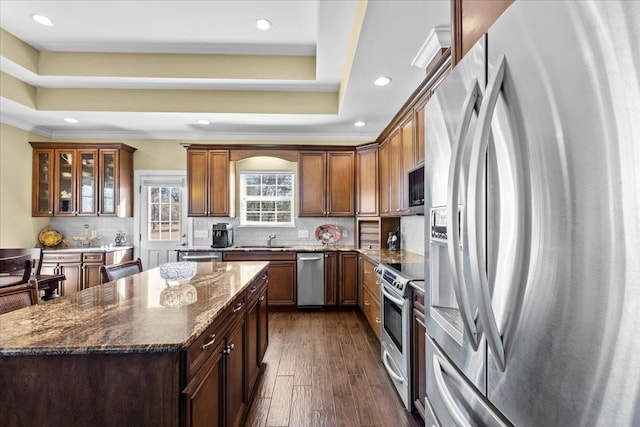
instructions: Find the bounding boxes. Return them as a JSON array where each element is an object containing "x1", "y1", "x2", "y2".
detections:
[
  {"x1": 400, "y1": 215, "x2": 425, "y2": 255},
  {"x1": 191, "y1": 217, "x2": 355, "y2": 247},
  {"x1": 49, "y1": 217, "x2": 134, "y2": 248}
]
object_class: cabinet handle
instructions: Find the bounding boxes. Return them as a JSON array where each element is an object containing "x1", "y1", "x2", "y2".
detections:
[
  {"x1": 249, "y1": 286, "x2": 257, "y2": 293},
  {"x1": 375, "y1": 317, "x2": 381, "y2": 324},
  {"x1": 233, "y1": 303, "x2": 243, "y2": 313},
  {"x1": 364, "y1": 301, "x2": 371, "y2": 306},
  {"x1": 259, "y1": 295, "x2": 265, "y2": 302},
  {"x1": 201, "y1": 334, "x2": 217, "y2": 351},
  {"x1": 48, "y1": 211, "x2": 52, "y2": 215}
]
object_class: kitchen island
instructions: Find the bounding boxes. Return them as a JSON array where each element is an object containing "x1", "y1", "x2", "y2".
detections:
[{"x1": 0, "y1": 261, "x2": 269, "y2": 427}]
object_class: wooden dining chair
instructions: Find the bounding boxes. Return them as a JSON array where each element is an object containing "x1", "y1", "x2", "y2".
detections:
[
  {"x1": 0, "y1": 254, "x2": 38, "y2": 314},
  {"x1": 100, "y1": 258, "x2": 143, "y2": 284},
  {"x1": 0, "y1": 248, "x2": 64, "y2": 300}
]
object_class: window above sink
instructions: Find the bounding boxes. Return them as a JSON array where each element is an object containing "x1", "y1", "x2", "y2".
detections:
[{"x1": 240, "y1": 171, "x2": 294, "y2": 227}]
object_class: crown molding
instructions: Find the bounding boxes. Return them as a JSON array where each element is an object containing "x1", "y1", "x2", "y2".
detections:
[{"x1": 411, "y1": 25, "x2": 451, "y2": 69}]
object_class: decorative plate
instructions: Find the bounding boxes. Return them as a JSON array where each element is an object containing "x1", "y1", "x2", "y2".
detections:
[
  {"x1": 315, "y1": 224, "x2": 342, "y2": 245},
  {"x1": 38, "y1": 228, "x2": 63, "y2": 247}
]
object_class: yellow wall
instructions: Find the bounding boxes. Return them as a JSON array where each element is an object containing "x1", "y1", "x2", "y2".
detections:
[{"x1": 0, "y1": 124, "x2": 49, "y2": 246}]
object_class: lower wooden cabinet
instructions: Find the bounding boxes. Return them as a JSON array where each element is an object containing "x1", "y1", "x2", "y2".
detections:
[
  {"x1": 338, "y1": 252, "x2": 359, "y2": 306},
  {"x1": 412, "y1": 286, "x2": 426, "y2": 419},
  {"x1": 223, "y1": 252, "x2": 296, "y2": 307},
  {"x1": 362, "y1": 286, "x2": 382, "y2": 341},
  {"x1": 324, "y1": 252, "x2": 337, "y2": 306},
  {"x1": 359, "y1": 255, "x2": 381, "y2": 340},
  {"x1": 245, "y1": 273, "x2": 268, "y2": 401}
]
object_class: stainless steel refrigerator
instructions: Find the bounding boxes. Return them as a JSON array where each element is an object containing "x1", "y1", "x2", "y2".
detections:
[{"x1": 423, "y1": 1, "x2": 640, "y2": 426}]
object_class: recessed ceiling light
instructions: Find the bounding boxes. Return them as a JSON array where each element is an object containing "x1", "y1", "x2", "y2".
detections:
[
  {"x1": 255, "y1": 18, "x2": 272, "y2": 31},
  {"x1": 32, "y1": 14, "x2": 54, "y2": 27},
  {"x1": 64, "y1": 117, "x2": 78, "y2": 123},
  {"x1": 354, "y1": 121, "x2": 366, "y2": 127},
  {"x1": 374, "y1": 76, "x2": 392, "y2": 86},
  {"x1": 197, "y1": 119, "x2": 211, "y2": 125}
]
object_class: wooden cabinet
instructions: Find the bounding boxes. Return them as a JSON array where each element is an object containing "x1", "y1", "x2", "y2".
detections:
[
  {"x1": 225, "y1": 311, "x2": 246, "y2": 427},
  {"x1": 388, "y1": 130, "x2": 403, "y2": 215},
  {"x1": 338, "y1": 251, "x2": 358, "y2": 306},
  {"x1": 400, "y1": 116, "x2": 415, "y2": 213},
  {"x1": 245, "y1": 273, "x2": 268, "y2": 401},
  {"x1": 324, "y1": 251, "x2": 337, "y2": 306},
  {"x1": 30, "y1": 142, "x2": 136, "y2": 217},
  {"x1": 258, "y1": 284, "x2": 268, "y2": 361},
  {"x1": 42, "y1": 248, "x2": 133, "y2": 292},
  {"x1": 355, "y1": 144, "x2": 379, "y2": 217},
  {"x1": 359, "y1": 255, "x2": 381, "y2": 340},
  {"x1": 187, "y1": 149, "x2": 233, "y2": 217},
  {"x1": 299, "y1": 151, "x2": 355, "y2": 217},
  {"x1": 452, "y1": 0, "x2": 513, "y2": 65},
  {"x1": 223, "y1": 251, "x2": 296, "y2": 307},
  {"x1": 414, "y1": 99, "x2": 427, "y2": 166},
  {"x1": 412, "y1": 286, "x2": 427, "y2": 419},
  {"x1": 379, "y1": 140, "x2": 390, "y2": 215},
  {"x1": 40, "y1": 253, "x2": 82, "y2": 296}
]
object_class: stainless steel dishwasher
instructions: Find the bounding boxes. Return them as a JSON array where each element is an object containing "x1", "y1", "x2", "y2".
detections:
[{"x1": 296, "y1": 252, "x2": 325, "y2": 308}]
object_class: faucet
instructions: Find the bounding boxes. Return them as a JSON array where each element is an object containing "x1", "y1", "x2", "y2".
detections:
[{"x1": 267, "y1": 233, "x2": 276, "y2": 247}]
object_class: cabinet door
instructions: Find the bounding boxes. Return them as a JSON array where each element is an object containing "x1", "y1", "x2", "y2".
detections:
[
  {"x1": 225, "y1": 320, "x2": 246, "y2": 427},
  {"x1": 389, "y1": 130, "x2": 403, "y2": 214},
  {"x1": 400, "y1": 117, "x2": 415, "y2": 213},
  {"x1": 54, "y1": 149, "x2": 77, "y2": 216},
  {"x1": 32, "y1": 149, "x2": 54, "y2": 217},
  {"x1": 187, "y1": 150, "x2": 209, "y2": 217},
  {"x1": 99, "y1": 149, "x2": 119, "y2": 216},
  {"x1": 299, "y1": 151, "x2": 326, "y2": 216},
  {"x1": 356, "y1": 146, "x2": 379, "y2": 217},
  {"x1": 209, "y1": 150, "x2": 230, "y2": 216},
  {"x1": 414, "y1": 100, "x2": 427, "y2": 166},
  {"x1": 245, "y1": 297, "x2": 260, "y2": 399},
  {"x1": 338, "y1": 252, "x2": 358, "y2": 306},
  {"x1": 326, "y1": 151, "x2": 355, "y2": 216},
  {"x1": 267, "y1": 262, "x2": 296, "y2": 306},
  {"x1": 412, "y1": 289, "x2": 426, "y2": 418},
  {"x1": 82, "y1": 253, "x2": 106, "y2": 289},
  {"x1": 379, "y1": 140, "x2": 390, "y2": 215},
  {"x1": 258, "y1": 285, "x2": 268, "y2": 362},
  {"x1": 362, "y1": 285, "x2": 382, "y2": 342},
  {"x1": 183, "y1": 345, "x2": 224, "y2": 427},
  {"x1": 324, "y1": 252, "x2": 337, "y2": 306},
  {"x1": 41, "y1": 263, "x2": 82, "y2": 296},
  {"x1": 76, "y1": 149, "x2": 98, "y2": 216}
]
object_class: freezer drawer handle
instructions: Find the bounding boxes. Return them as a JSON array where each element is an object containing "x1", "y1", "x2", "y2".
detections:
[
  {"x1": 433, "y1": 354, "x2": 472, "y2": 427},
  {"x1": 468, "y1": 55, "x2": 510, "y2": 372},
  {"x1": 446, "y1": 77, "x2": 483, "y2": 350},
  {"x1": 382, "y1": 349, "x2": 405, "y2": 384}
]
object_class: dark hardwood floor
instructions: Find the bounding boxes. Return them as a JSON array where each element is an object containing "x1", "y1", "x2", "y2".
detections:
[{"x1": 245, "y1": 310, "x2": 422, "y2": 427}]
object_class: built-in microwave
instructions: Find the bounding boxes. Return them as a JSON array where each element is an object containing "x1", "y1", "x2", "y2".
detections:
[{"x1": 407, "y1": 164, "x2": 424, "y2": 215}]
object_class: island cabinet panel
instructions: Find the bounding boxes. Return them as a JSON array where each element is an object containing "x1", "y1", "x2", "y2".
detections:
[
  {"x1": 184, "y1": 337, "x2": 225, "y2": 427},
  {"x1": 245, "y1": 273, "x2": 268, "y2": 400},
  {"x1": 258, "y1": 283, "x2": 269, "y2": 361},
  {"x1": 223, "y1": 251, "x2": 297, "y2": 307}
]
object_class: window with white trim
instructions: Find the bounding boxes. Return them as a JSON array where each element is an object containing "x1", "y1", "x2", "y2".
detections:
[{"x1": 240, "y1": 171, "x2": 294, "y2": 226}]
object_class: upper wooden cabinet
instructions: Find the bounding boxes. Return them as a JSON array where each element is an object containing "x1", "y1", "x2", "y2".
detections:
[
  {"x1": 452, "y1": 0, "x2": 513, "y2": 65},
  {"x1": 30, "y1": 142, "x2": 135, "y2": 217},
  {"x1": 388, "y1": 129, "x2": 403, "y2": 215},
  {"x1": 187, "y1": 149, "x2": 234, "y2": 217},
  {"x1": 299, "y1": 150, "x2": 355, "y2": 217},
  {"x1": 414, "y1": 97, "x2": 427, "y2": 166},
  {"x1": 355, "y1": 144, "x2": 378, "y2": 217}
]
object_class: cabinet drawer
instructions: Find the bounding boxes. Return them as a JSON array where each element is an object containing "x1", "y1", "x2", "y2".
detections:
[
  {"x1": 362, "y1": 286, "x2": 381, "y2": 341},
  {"x1": 82, "y1": 253, "x2": 105, "y2": 263},
  {"x1": 43, "y1": 253, "x2": 82, "y2": 263},
  {"x1": 186, "y1": 294, "x2": 246, "y2": 380},
  {"x1": 223, "y1": 251, "x2": 296, "y2": 261}
]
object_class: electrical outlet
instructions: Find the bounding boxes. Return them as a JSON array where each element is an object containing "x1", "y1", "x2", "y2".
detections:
[
  {"x1": 298, "y1": 229, "x2": 309, "y2": 238},
  {"x1": 194, "y1": 230, "x2": 208, "y2": 238}
]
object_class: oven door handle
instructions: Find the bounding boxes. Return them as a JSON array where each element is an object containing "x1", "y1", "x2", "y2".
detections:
[
  {"x1": 381, "y1": 285, "x2": 405, "y2": 306},
  {"x1": 382, "y1": 349, "x2": 405, "y2": 384}
]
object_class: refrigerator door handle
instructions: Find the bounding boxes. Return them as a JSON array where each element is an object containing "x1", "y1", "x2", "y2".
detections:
[
  {"x1": 447, "y1": 78, "x2": 483, "y2": 350},
  {"x1": 432, "y1": 354, "x2": 472, "y2": 427},
  {"x1": 468, "y1": 54, "x2": 507, "y2": 371}
]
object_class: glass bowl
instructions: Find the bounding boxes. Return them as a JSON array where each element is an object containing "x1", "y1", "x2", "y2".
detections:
[{"x1": 159, "y1": 261, "x2": 197, "y2": 283}]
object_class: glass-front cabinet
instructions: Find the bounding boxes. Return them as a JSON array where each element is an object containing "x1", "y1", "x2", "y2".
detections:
[
  {"x1": 30, "y1": 143, "x2": 136, "y2": 217},
  {"x1": 32, "y1": 149, "x2": 54, "y2": 216}
]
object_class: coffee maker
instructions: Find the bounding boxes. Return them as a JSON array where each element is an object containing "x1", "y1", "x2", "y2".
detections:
[{"x1": 211, "y1": 223, "x2": 233, "y2": 248}]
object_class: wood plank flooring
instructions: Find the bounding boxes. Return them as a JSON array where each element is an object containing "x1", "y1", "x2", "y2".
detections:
[{"x1": 245, "y1": 310, "x2": 422, "y2": 427}]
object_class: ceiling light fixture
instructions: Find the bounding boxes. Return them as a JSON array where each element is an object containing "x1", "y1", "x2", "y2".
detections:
[
  {"x1": 374, "y1": 76, "x2": 392, "y2": 86},
  {"x1": 32, "y1": 14, "x2": 54, "y2": 27},
  {"x1": 64, "y1": 117, "x2": 78, "y2": 123},
  {"x1": 197, "y1": 119, "x2": 211, "y2": 125},
  {"x1": 255, "y1": 18, "x2": 272, "y2": 31},
  {"x1": 354, "y1": 121, "x2": 366, "y2": 127}
]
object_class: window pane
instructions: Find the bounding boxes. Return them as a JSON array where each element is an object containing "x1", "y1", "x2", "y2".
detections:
[
  {"x1": 247, "y1": 212, "x2": 260, "y2": 221},
  {"x1": 276, "y1": 201, "x2": 291, "y2": 211},
  {"x1": 245, "y1": 175, "x2": 261, "y2": 185},
  {"x1": 246, "y1": 185, "x2": 261, "y2": 196},
  {"x1": 277, "y1": 213, "x2": 291, "y2": 222},
  {"x1": 261, "y1": 201, "x2": 275, "y2": 211},
  {"x1": 263, "y1": 175, "x2": 276, "y2": 185},
  {"x1": 151, "y1": 188, "x2": 159, "y2": 203},
  {"x1": 246, "y1": 201, "x2": 260, "y2": 211},
  {"x1": 262, "y1": 212, "x2": 275, "y2": 222},
  {"x1": 263, "y1": 185, "x2": 276, "y2": 196},
  {"x1": 277, "y1": 185, "x2": 292, "y2": 196},
  {"x1": 240, "y1": 172, "x2": 294, "y2": 226}
]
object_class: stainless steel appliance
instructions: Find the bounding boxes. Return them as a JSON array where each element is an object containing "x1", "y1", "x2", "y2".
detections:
[
  {"x1": 211, "y1": 223, "x2": 233, "y2": 248},
  {"x1": 407, "y1": 164, "x2": 425, "y2": 215},
  {"x1": 296, "y1": 253, "x2": 324, "y2": 308},
  {"x1": 177, "y1": 251, "x2": 222, "y2": 262},
  {"x1": 423, "y1": 1, "x2": 640, "y2": 426},
  {"x1": 376, "y1": 262, "x2": 423, "y2": 410}
]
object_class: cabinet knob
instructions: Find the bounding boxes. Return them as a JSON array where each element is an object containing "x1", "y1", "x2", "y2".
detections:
[
  {"x1": 375, "y1": 317, "x2": 381, "y2": 324},
  {"x1": 364, "y1": 301, "x2": 371, "y2": 306},
  {"x1": 259, "y1": 295, "x2": 265, "y2": 302}
]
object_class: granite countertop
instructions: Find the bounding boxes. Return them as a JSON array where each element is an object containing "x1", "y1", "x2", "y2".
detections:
[
  {"x1": 43, "y1": 245, "x2": 134, "y2": 253},
  {"x1": 0, "y1": 261, "x2": 268, "y2": 356}
]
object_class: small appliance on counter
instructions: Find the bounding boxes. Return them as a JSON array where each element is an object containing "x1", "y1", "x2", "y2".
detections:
[{"x1": 211, "y1": 223, "x2": 233, "y2": 248}]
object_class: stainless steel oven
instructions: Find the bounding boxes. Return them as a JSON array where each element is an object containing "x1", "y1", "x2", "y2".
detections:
[{"x1": 376, "y1": 263, "x2": 419, "y2": 410}]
